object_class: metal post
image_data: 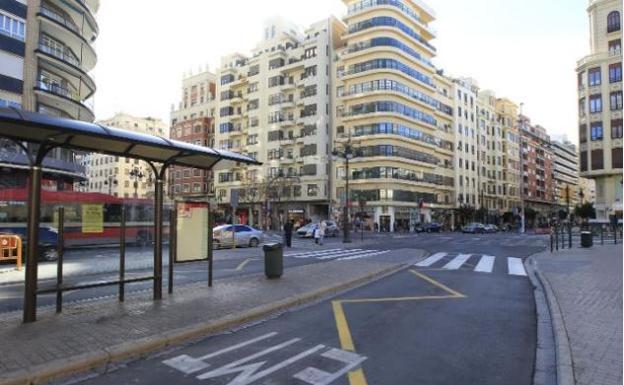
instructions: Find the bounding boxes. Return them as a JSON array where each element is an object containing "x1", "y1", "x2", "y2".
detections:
[
  {"x1": 168, "y1": 209, "x2": 175, "y2": 294},
  {"x1": 55, "y1": 207, "x2": 64, "y2": 313},
  {"x1": 23, "y1": 165, "x2": 42, "y2": 323},
  {"x1": 119, "y1": 205, "x2": 126, "y2": 302},
  {"x1": 208, "y1": 202, "x2": 213, "y2": 287},
  {"x1": 550, "y1": 230, "x2": 553, "y2": 252},
  {"x1": 560, "y1": 225, "x2": 565, "y2": 249},
  {"x1": 568, "y1": 223, "x2": 572, "y2": 248},
  {"x1": 555, "y1": 226, "x2": 559, "y2": 250},
  {"x1": 153, "y1": 178, "x2": 163, "y2": 300},
  {"x1": 600, "y1": 225, "x2": 604, "y2": 245},
  {"x1": 343, "y1": 155, "x2": 351, "y2": 243}
]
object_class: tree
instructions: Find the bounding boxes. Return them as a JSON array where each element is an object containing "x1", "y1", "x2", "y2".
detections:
[
  {"x1": 476, "y1": 207, "x2": 488, "y2": 223},
  {"x1": 574, "y1": 202, "x2": 596, "y2": 223},
  {"x1": 524, "y1": 207, "x2": 537, "y2": 228},
  {"x1": 558, "y1": 209, "x2": 568, "y2": 221},
  {"x1": 502, "y1": 211, "x2": 515, "y2": 224}
]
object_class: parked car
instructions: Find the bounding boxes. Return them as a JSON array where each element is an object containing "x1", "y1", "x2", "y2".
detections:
[
  {"x1": 0, "y1": 226, "x2": 59, "y2": 261},
  {"x1": 212, "y1": 224, "x2": 263, "y2": 248},
  {"x1": 423, "y1": 222, "x2": 442, "y2": 233},
  {"x1": 462, "y1": 223, "x2": 486, "y2": 234},
  {"x1": 483, "y1": 224, "x2": 499, "y2": 233},
  {"x1": 296, "y1": 221, "x2": 340, "y2": 238}
]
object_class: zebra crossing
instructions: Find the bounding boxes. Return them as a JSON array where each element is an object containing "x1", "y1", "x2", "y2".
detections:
[
  {"x1": 262, "y1": 234, "x2": 314, "y2": 248},
  {"x1": 415, "y1": 252, "x2": 527, "y2": 277},
  {"x1": 284, "y1": 248, "x2": 391, "y2": 261}
]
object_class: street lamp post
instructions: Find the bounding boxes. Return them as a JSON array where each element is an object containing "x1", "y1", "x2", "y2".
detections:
[
  {"x1": 129, "y1": 167, "x2": 145, "y2": 198},
  {"x1": 105, "y1": 176, "x2": 118, "y2": 196},
  {"x1": 332, "y1": 142, "x2": 358, "y2": 243}
]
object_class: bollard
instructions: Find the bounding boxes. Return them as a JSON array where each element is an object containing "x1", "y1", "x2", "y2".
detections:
[
  {"x1": 555, "y1": 226, "x2": 559, "y2": 251},
  {"x1": 568, "y1": 223, "x2": 572, "y2": 248},
  {"x1": 600, "y1": 226, "x2": 604, "y2": 245},
  {"x1": 55, "y1": 207, "x2": 64, "y2": 313},
  {"x1": 561, "y1": 225, "x2": 565, "y2": 249},
  {"x1": 550, "y1": 230, "x2": 554, "y2": 252}
]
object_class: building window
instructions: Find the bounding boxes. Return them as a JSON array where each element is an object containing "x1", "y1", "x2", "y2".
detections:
[
  {"x1": 588, "y1": 67, "x2": 601, "y2": 86},
  {"x1": 589, "y1": 94, "x2": 602, "y2": 113},
  {"x1": 579, "y1": 98, "x2": 586, "y2": 117},
  {"x1": 577, "y1": 71, "x2": 585, "y2": 90},
  {"x1": 609, "y1": 39, "x2": 622, "y2": 55},
  {"x1": 591, "y1": 122, "x2": 603, "y2": 141},
  {"x1": 613, "y1": 148, "x2": 623, "y2": 169},
  {"x1": 307, "y1": 184, "x2": 318, "y2": 197},
  {"x1": 612, "y1": 119, "x2": 623, "y2": 139},
  {"x1": 609, "y1": 63, "x2": 622, "y2": 83},
  {"x1": 591, "y1": 149, "x2": 604, "y2": 170},
  {"x1": 579, "y1": 124, "x2": 587, "y2": 143},
  {"x1": 610, "y1": 91, "x2": 623, "y2": 110},
  {"x1": 607, "y1": 11, "x2": 621, "y2": 33},
  {"x1": 0, "y1": 13, "x2": 25, "y2": 41},
  {"x1": 580, "y1": 151, "x2": 588, "y2": 172}
]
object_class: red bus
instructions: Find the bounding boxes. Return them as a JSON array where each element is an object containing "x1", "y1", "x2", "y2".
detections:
[{"x1": 0, "y1": 188, "x2": 168, "y2": 248}]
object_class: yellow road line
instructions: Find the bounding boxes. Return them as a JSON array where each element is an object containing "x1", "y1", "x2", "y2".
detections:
[
  {"x1": 341, "y1": 295, "x2": 460, "y2": 304},
  {"x1": 332, "y1": 300, "x2": 368, "y2": 385},
  {"x1": 409, "y1": 269, "x2": 466, "y2": 298},
  {"x1": 235, "y1": 258, "x2": 254, "y2": 271}
]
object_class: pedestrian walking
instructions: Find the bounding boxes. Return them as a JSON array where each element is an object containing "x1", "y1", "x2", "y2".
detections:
[
  {"x1": 318, "y1": 220, "x2": 327, "y2": 245},
  {"x1": 313, "y1": 224, "x2": 320, "y2": 244},
  {"x1": 283, "y1": 220, "x2": 293, "y2": 248}
]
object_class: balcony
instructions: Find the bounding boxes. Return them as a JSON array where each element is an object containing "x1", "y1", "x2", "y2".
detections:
[
  {"x1": 38, "y1": 6, "x2": 97, "y2": 71},
  {"x1": 34, "y1": 79, "x2": 94, "y2": 121},
  {"x1": 36, "y1": 43, "x2": 96, "y2": 96}
]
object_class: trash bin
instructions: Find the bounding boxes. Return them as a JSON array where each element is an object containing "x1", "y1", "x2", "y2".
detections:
[
  {"x1": 580, "y1": 231, "x2": 593, "y2": 248},
  {"x1": 263, "y1": 242, "x2": 283, "y2": 279}
]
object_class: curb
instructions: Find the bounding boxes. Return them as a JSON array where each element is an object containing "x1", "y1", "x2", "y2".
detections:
[
  {"x1": 525, "y1": 256, "x2": 575, "y2": 385},
  {"x1": 0, "y1": 253, "x2": 425, "y2": 385}
]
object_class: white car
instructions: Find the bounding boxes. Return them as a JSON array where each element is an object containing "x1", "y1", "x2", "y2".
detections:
[{"x1": 213, "y1": 224, "x2": 263, "y2": 248}]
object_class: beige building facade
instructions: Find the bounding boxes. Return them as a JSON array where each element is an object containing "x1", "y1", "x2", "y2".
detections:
[
  {"x1": 85, "y1": 113, "x2": 168, "y2": 198},
  {"x1": 335, "y1": 0, "x2": 455, "y2": 232},
  {"x1": 577, "y1": 0, "x2": 623, "y2": 219},
  {"x1": 214, "y1": 16, "x2": 345, "y2": 227},
  {"x1": 0, "y1": 0, "x2": 99, "y2": 190}
]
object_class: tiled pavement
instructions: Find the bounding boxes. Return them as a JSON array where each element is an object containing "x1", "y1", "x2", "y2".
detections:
[{"x1": 533, "y1": 244, "x2": 622, "y2": 385}]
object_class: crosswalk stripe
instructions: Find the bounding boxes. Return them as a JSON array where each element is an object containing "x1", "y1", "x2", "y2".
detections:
[
  {"x1": 337, "y1": 250, "x2": 390, "y2": 260},
  {"x1": 442, "y1": 254, "x2": 472, "y2": 270},
  {"x1": 284, "y1": 248, "x2": 343, "y2": 257},
  {"x1": 415, "y1": 252, "x2": 447, "y2": 267},
  {"x1": 507, "y1": 257, "x2": 527, "y2": 276},
  {"x1": 316, "y1": 249, "x2": 366, "y2": 260},
  {"x1": 474, "y1": 255, "x2": 495, "y2": 273}
]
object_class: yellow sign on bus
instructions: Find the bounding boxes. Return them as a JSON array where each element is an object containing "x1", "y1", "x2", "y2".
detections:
[{"x1": 82, "y1": 204, "x2": 104, "y2": 233}]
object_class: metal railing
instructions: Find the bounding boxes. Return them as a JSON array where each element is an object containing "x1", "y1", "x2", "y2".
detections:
[
  {"x1": 39, "y1": 6, "x2": 80, "y2": 34},
  {"x1": 38, "y1": 43, "x2": 81, "y2": 68},
  {"x1": 550, "y1": 223, "x2": 622, "y2": 252}
]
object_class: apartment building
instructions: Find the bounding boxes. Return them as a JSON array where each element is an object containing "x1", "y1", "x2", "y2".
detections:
[
  {"x1": 169, "y1": 68, "x2": 216, "y2": 199},
  {"x1": 214, "y1": 16, "x2": 345, "y2": 227},
  {"x1": 577, "y1": 0, "x2": 623, "y2": 220},
  {"x1": 449, "y1": 78, "x2": 480, "y2": 210},
  {"x1": 0, "y1": 0, "x2": 99, "y2": 190},
  {"x1": 551, "y1": 140, "x2": 580, "y2": 211},
  {"x1": 496, "y1": 97, "x2": 522, "y2": 214},
  {"x1": 477, "y1": 90, "x2": 509, "y2": 218},
  {"x1": 519, "y1": 115, "x2": 556, "y2": 217},
  {"x1": 335, "y1": 0, "x2": 455, "y2": 232},
  {"x1": 85, "y1": 113, "x2": 168, "y2": 198}
]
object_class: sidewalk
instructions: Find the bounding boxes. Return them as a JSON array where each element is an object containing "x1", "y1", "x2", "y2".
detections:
[
  {"x1": 531, "y1": 244, "x2": 623, "y2": 385},
  {"x1": 0, "y1": 248, "x2": 425, "y2": 385}
]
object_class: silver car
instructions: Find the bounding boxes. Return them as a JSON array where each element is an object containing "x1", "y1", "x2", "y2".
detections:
[{"x1": 213, "y1": 224, "x2": 263, "y2": 248}]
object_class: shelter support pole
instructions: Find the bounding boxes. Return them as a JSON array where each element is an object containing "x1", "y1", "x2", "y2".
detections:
[
  {"x1": 208, "y1": 202, "x2": 213, "y2": 287},
  {"x1": 23, "y1": 165, "x2": 42, "y2": 323},
  {"x1": 153, "y1": 178, "x2": 164, "y2": 300}
]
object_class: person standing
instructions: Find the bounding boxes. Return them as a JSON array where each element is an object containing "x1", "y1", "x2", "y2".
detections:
[
  {"x1": 283, "y1": 220, "x2": 293, "y2": 248},
  {"x1": 318, "y1": 220, "x2": 327, "y2": 246}
]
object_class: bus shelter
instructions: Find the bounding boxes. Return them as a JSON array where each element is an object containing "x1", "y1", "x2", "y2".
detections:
[{"x1": 0, "y1": 108, "x2": 260, "y2": 323}]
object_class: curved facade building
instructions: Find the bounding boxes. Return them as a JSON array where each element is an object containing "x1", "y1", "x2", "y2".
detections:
[
  {"x1": 335, "y1": 0, "x2": 455, "y2": 231},
  {"x1": 576, "y1": 0, "x2": 623, "y2": 219},
  {"x1": 0, "y1": 0, "x2": 99, "y2": 190}
]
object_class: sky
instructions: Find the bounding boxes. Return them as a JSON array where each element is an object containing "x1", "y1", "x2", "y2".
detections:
[{"x1": 91, "y1": 0, "x2": 590, "y2": 143}]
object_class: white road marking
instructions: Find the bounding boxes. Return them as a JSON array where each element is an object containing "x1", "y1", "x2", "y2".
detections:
[
  {"x1": 162, "y1": 332, "x2": 278, "y2": 374},
  {"x1": 414, "y1": 252, "x2": 447, "y2": 267},
  {"x1": 315, "y1": 249, "x2": 366, "y2": 260},
  {"x1": 442, "y1": 254, "x2": 472, "y2": 270},
  {"x1": 337, "y1": 250, "x2": 390, "y2": 260},
  {"x1": 507, "y1": 257, "x2": 527, "y2": 276},
  {"x1": 294, "y1": 348, "x2": 367, "y2": 385},
  {"x1": 474, "y1": 255, "x2": 495, "y2": 273},
  {"x1": 284, "y1": 249, "x2": 343, "y2": 257}
]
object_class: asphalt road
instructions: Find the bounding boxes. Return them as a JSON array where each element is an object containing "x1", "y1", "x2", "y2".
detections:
[{"x1": 59, "y1": 231, "x2": 545, "y2": 385}]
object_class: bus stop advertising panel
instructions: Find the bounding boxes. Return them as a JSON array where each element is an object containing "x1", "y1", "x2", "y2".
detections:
[{"x1": 175, "y1": 202, "x2": 209, "y2": 262}]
